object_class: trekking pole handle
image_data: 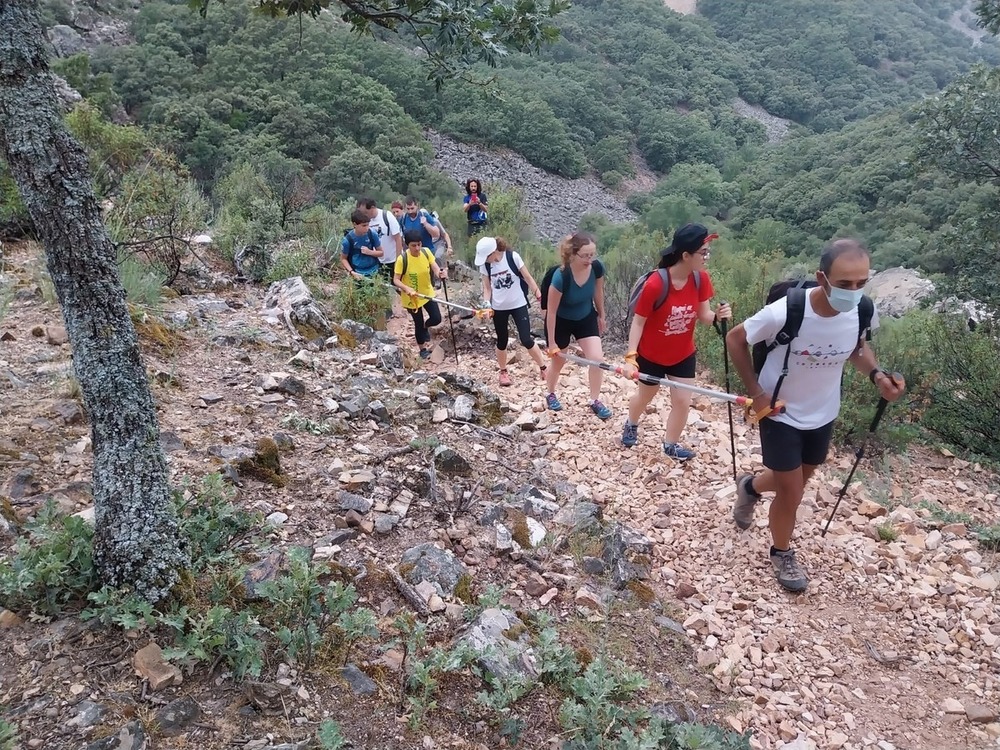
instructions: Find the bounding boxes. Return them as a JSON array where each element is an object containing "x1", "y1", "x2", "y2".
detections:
[{"x1": 713, "y1": 299, "x2": 730, "y2": 337}]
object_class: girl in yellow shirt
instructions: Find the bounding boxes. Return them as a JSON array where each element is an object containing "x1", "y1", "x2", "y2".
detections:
[{"x1": 394, "y1": 230, "x2": 449, "y2": 359}]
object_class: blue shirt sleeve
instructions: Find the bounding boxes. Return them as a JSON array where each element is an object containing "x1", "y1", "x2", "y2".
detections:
[
  {"x1": 552, "y1": 268, "x2": 566, "y2": 293},
  {"x1": 479, "y1": 193, "x2": 487, "y2": 204},
  {"x1": 593, "y1": 259, "x2": 605, "y2": 279},
  {"x1": 341, "y1": 236, "x2": 351, "y2": 256}
]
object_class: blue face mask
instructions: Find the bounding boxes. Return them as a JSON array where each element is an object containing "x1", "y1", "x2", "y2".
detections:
[{"x1": 824, "y1": 280, "x2": 864, "y2": 313}]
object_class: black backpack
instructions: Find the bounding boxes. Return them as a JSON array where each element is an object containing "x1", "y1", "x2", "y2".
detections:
[
  {"x1": 485, "y1": 250, "x2": 531, "y2": 306},
  {"x1": 539, "y1": 265, "x2": 560, "y2": 311},
  {"x1": 752, "y1": 279, "x2": 875, "y2": 407},
  {"x1": 626, "y1": 268, "x2": 702, "y2": 321}
]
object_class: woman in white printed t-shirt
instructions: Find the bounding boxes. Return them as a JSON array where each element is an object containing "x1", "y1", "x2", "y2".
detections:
[{"x1": 475, "y1": 236, "x2": 547, "y2": 387}]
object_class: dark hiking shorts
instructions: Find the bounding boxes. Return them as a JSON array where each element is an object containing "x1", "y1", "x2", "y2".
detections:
[
  {"x1": 553, "y1": 309, "x2": 600, "y2": 349},
  {"x1": 636, "y1": 352, "x2": 696, "y2": 380},
  {"x1": 759, "y1": 418, "x2": 835, "y2": 472}
]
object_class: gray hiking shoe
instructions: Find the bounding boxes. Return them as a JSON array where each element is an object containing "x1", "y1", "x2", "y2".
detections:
[
  {"x1": 770, "y1": 548, "x2": 809, "y2": 593},
  {"x1": 733, "y1": 473, "x2": 759, "y2": 530}
]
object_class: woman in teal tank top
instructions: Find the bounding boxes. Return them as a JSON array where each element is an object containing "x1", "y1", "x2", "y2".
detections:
[{"x1": 543, "y1": 232, "x2": 612, "y2": 420}]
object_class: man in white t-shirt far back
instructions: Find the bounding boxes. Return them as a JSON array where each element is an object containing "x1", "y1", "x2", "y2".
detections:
[
  {"x1": 357, "y1": 197, "x2": 402, "y2": 269},
  {"x1": 725, "y1": 239, "x2": 906, "y2": 593},
  {"x1": 357, "y1": 197, "x2": 403, "y2": 315}
]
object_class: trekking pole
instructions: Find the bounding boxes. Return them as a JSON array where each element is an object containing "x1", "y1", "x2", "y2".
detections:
[
  {"x1": 714, "y1": 309, "x2": 738, "y2": 482},
  {"x1": 556, "y1": 351, "x2": 784, "y2": 422},
  {"x1": 382, "y1": 283, "x2": 489, "y2": 317},
  {"x1": 558, "y1": 352, "x2": 747, "y2": 404},
  {"x1": 441, "y1": 279, "x2": 460, "y2": 365},
  {"x1": 820, "y1": 374, "x2": 901, "y2": 537}
]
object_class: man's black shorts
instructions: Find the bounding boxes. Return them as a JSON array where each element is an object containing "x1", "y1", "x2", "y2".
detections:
[
  {"x1": 759, "y1": 418, "x2": 835, "y2": 472},
  {"x1": 553, "y1": 309, "x2": 600, "y2": 349},
  {"x1": 636, "y1": 352, "x2": 696, "y2": 380}
]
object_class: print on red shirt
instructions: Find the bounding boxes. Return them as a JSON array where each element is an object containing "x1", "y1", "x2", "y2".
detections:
[{"x1": 635, "y1": 270, "x2": 714, "y2": 367}]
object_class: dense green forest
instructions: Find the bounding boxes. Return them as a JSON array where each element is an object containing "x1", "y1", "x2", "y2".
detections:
[
  {"x1": 699, "y1": 0, "x2": 1000, "y2": 129},
  {"x1": 4, "y1": 0, "x2": 999, "y2": 292}
]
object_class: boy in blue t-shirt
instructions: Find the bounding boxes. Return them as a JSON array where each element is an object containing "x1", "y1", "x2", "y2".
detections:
[{"x1": 340, "y1": 208, "x2": 383, "y2": 279}]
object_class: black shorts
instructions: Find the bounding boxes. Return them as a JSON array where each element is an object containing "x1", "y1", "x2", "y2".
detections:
[
  {"x1": 553, "y1": 310, "x2": 599, "y2": 349},
  {"x1": 636, "y1": 352, "x2": 696, "y2": 380},
  {"x1": 759, "y1": 419, "x2": 835, "y2": 472}
]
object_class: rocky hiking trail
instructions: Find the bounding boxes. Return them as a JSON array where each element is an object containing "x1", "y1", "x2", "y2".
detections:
[
  {"x1": 0, "y1": 247, "x2": 997, "y2": 750},
  {"x1": 443, "y1": 321, "x2": 1000, "y2": 749}
]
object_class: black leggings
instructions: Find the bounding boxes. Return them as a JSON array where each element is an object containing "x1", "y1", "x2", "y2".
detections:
[
  {"x1": 408, "y1": 300, "x2": 442, "y2": 346},
  {"x1": 493, "y1": 305, "x2": 535, "y2": 351}
]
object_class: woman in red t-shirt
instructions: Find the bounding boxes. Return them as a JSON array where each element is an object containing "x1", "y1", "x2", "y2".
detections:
[{"x1": 621, "y1": 223, "x2": 731, "y2": 460}]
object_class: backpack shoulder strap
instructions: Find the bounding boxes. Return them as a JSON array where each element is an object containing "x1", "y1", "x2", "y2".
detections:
[
  {"x1": 768, "y1": 286, "x2": 808, "y2": 409},
  {"x1": 507, "y1": 250, "x2": 523, "y2": 279},
  {"x1": 770, "y1": 286, "x2": 807, "y2": 352},
  {"x1": 651, "y1": 268, "x2": 671, "y2": 311},
  {"x1": 344, "y1": 232, "x2": 358, "y2": 260}
]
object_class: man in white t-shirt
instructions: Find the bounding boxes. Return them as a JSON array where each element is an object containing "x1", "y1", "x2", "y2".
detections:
[
  {"x1": 357, "y1": 197, "x2": 402, "y2": 272},
  {"x1": 725, "y1": 239, "x2": 906, "y2": 592}
]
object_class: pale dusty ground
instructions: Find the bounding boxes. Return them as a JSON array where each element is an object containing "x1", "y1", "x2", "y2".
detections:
[{"x1": 440, "y1": 316, "x2": 1000, "y2": 750}]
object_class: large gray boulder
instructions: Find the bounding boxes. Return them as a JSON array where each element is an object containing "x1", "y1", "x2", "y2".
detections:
[{"x1": 865, "y1": 267, "x2": 935, "y2": 318}]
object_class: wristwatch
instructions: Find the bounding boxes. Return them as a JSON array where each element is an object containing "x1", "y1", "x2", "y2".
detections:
[{"x1": 868, "y1": 367, "x2": 886, "y2": 385}]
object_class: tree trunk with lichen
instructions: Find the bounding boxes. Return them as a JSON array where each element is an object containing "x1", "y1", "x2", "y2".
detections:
[{"x1": 0, "y1": 0, "x2": 187, "y2": 601}]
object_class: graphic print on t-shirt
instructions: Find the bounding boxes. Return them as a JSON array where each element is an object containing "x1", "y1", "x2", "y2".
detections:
[
  {"x1": 493, "y1": 271, "x2": 515, "y2": 291},
  {"x1": 661, "y1": 304, "x2": 697, "y2": 336},
  {"x1": 792, "y1": 341, "x2": 856, "y2": 368}
]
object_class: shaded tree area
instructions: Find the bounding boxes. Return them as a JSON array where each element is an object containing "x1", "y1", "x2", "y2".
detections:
[
  {"x1": 699, "y1": 0, "x2": 1000, "y2": 131},
  {"x1": 38, "y1": 0, "x2": 1000, "y2": 207},
  {"x1": 0, "y1": 0, "x2": 188, "y2": 601}
]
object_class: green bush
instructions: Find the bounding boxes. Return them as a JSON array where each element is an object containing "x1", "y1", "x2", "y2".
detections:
[
  {"x1": 919, "y1": 315, "x2": 1000, "y2": 459},
  {"x1": 334, "y1": 275, "x2": 391, "y2": 329},
  {"x1": 0, "y1": 502, "x2": 98, "y2": 616},
  {"x1": 264, "y1": 244, "x2": 317, "y2": 283},
  {"x1": 0, "y1": 717, "x2": 18, "y2": 750},
  {"x1": 691, "y1": 244, "x2": 787, "y2": 379},
  {"x1": 0, "y1": 161, "x2": 29, "y2": 236},
  {"x1": 118, "y1": 255, "x2": 166, "y2": 308}
]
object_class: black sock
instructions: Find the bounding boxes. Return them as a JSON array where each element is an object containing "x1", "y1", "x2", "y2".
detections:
[
  {"x1": 746, "y1": 476, "x2": 761, "y2": 498},
  {"x1": 770, "y1": 546, "x2": 789, "y2": 556}
]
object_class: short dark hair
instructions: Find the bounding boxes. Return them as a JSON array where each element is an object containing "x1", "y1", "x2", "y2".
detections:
[
  {"x1": 357, "y1": 197, "x2": 376, "y2": 210},
  {"x1": 403, "y1": 230, "x2": 422, "y2": 245},
  {"x1": 350, "y1": 208, "x2": 370, "y2": 226},
  {"x1": 820, "y1": 238, "x2": 869, "y2": 274},
  {"x1": 404, "y1": 196, "x2": 419, "y2": 206}
]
